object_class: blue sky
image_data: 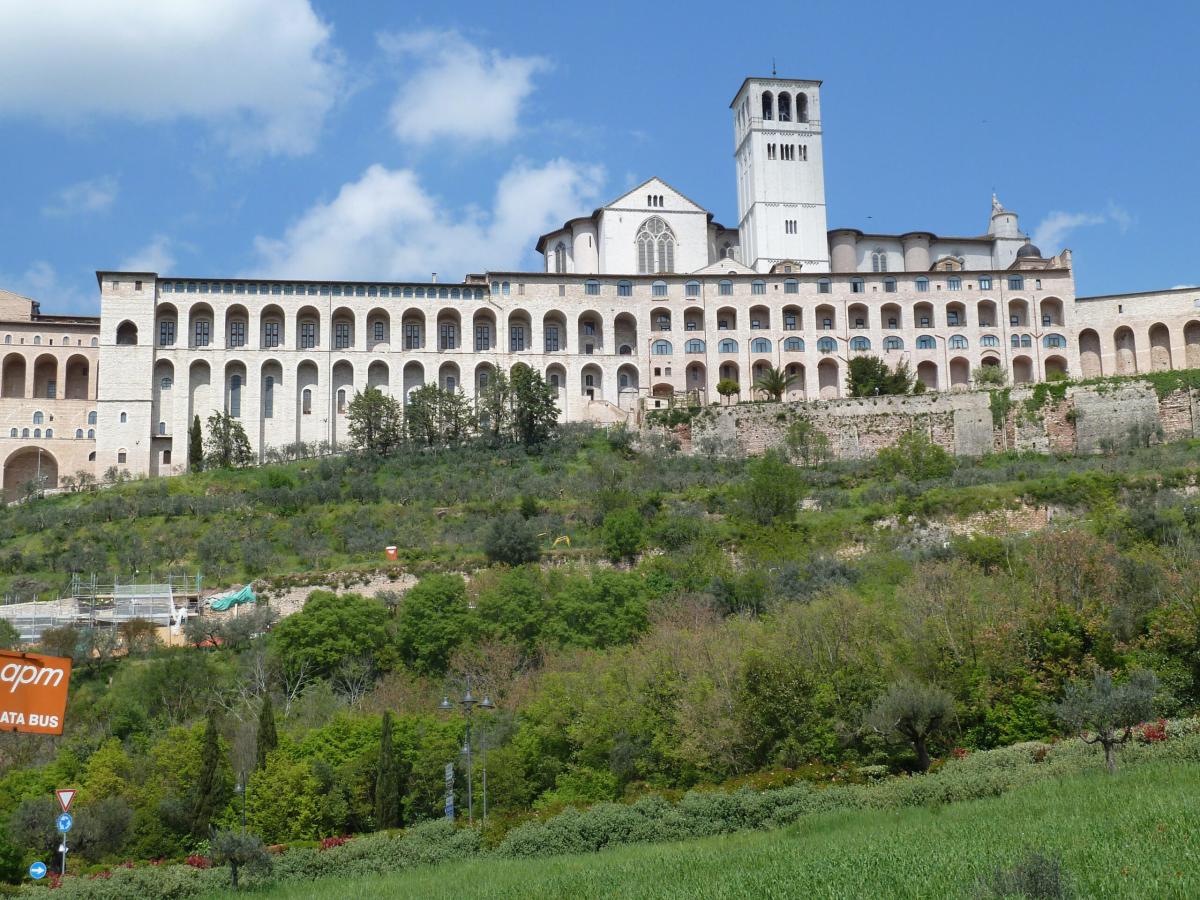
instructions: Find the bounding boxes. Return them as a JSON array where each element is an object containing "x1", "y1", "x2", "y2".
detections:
[{"x1": 1, "y1": 0, "x2": 1197, "y2": 314}]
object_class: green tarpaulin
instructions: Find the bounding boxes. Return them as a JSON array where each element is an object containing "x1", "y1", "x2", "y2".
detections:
[{"x1": 208, "y1": 585, "x2": 256, "y2": 611}]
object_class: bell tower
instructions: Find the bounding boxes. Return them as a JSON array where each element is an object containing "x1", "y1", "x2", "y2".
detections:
[{"x1": 731, "y1": 77, "x2": 829, "y2": 272}]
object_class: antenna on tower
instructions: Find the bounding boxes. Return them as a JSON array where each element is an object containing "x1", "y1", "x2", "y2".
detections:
[{"x1": 772, "y1": 58, "x2": 777, "y2": 76}]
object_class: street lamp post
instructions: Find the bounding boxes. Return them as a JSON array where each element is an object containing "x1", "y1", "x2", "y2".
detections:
[
  {"x1": 438, "y1": 675, "x2": 494, "y2": 824},
  {"x1": 234, "y1": 772, "x2": 246, "y2": 835}
]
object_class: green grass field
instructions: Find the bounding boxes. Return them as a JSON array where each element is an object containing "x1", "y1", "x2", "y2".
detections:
[{"x1": 215, "y1": 761, "x2": 1199, "y2": 899}]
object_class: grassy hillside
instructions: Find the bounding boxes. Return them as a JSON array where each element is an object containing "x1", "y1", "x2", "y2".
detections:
[{"x1": 217, "y1": 762, "x2": 1200, "y2": 900}]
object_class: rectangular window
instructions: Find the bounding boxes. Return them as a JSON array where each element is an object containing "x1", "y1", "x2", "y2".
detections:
[
  {"x1": 545, "y1": 326, "x2": 559, "y2": 352},
  {"x1": 818, "y1": 281, "x2": 831, "y2": 294},
  {"x1": 439, "y1": 324, "x2": 456, "y2": 350},
  {"x1": 159, "y1": 321, "x2": 175, "y2": 346},
  {"x1": 194, "y1": 321, "x2": 210, "y2": 347},
  {"x1": 475, "y1": 325, "x2": 490, "y2": 351},
  {"x1": 948, "y1": 312, "x2": 960, "y2": 326},
  {"x1": 1008, "y1": 276, "x2": 1024, "y2": 290},
  {"x1": 46, "y1": 380, "x2": 56, "y2": 400},
  {"x1": 979, "y1": 276, "x2": 993, "y2": 290},
  {"x1": 301, "y1": 322, "x2": 316, "y2": 349},
  {"x1": 851, "y1": 281, "x2": 864, "y2": 293},
  {"x1": 752, "y1": 282, "x2": 766, "y2": 295},
  {"x1": 585, "y1": 281, "x2": 600, "y2": 296},
  {"x1": 948, "y1": 276, "x2": 962, "y2": 290},
  {"x1": 510, "y1": 325, "x2": 526, "y2": 351},
  {"x1": 784, "y1": 314, "x2": 797, "y2": 330},
  {"x1": 719, "y1": 282, "x2": 733, "y2": 296},
  {"x1": 263, "y1": 379, "x2": 274, "y2": 418},
  {"x1": 335, "y1": 322, "x2": 351, "y2": 349},
  {"x1": 229, "y1": 321, "x2": 246, "y2": 348},
  {"x1": 264, "y1": 322, "x2": 280, "y2": 348},
  {"x1": 405, "y1": 324, "x2": 421, "y2": 349},
  {"x1": 618, "y1": 282, "x2": 632, "y2": 297},
  {"x1": 374, "y1": 321, "x2": 385, "y2": 342}
]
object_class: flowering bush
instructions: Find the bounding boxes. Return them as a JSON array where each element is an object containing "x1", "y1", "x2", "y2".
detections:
[
  {"x1": 184, "y1": 855, "x2": 210, "y2": 869},
  {"x1": 1138, "y1": 719, "x2": 1168, "y2": 743},
  {"x1": 319, "y1": 836, "x2": 349, "y2": 851}
]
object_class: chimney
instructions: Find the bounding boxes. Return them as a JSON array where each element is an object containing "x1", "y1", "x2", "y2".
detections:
[{"x1": 431, "y1": 272, "x2": 438, "y2": 283}]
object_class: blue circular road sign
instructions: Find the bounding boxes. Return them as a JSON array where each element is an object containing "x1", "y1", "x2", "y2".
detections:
[
  {"x1": 56, "y1": 812, "x2": 72, "y2": 833},
  {"x1": 29, "y1": 861, "x2": 47, "y2": 880}
]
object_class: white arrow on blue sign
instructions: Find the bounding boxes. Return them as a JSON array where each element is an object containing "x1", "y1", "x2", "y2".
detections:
[
  {"x1": 29, "y1": 861, "x2": 47, "y2": 880},
  {"x1": 56, "y1": 812, "x2": 72, "y2": 833}
]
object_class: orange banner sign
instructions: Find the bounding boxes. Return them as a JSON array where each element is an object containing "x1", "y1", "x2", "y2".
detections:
[{"x1": 0, "y1": 650, "x2": 71, "y2": 735}]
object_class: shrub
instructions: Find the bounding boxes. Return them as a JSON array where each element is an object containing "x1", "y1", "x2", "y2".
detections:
[
  {"x1": 876, "y1": 429, "x2": 954, "y2": 481},
  {"x1": 484, "y1": 512, "x2": 540, "y2": 566},
  {"x1": 601, "y1": 508, "x2": 645, "y2": 563},
  {"x1": 975, "y1": 850, "x2": 1074, "y2": 899}
]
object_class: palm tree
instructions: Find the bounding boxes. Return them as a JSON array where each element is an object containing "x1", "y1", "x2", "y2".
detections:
[{"x1": 753, "y1": 366, "x2": 800, "y2": 402}]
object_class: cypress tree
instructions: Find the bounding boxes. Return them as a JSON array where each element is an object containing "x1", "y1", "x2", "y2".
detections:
[
  {"x1": 374, "y1": 712, "x2": 405, "y2": 829},
  {"x1": 188, "y1": 414, "x2": 203, "y2": 472},
  {"x1": 190, "y1": 712, "x2": 224, "y2": 836},
  {"x1": 255, "y1": 695, "x2": 277, "y2": 771}
]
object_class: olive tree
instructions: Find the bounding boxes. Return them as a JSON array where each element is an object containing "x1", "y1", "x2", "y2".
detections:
[
  {"x1": 1054, "y1": 669, "x2": 1157, "y2": 774},
  {"x1": 865, "y1": 678, "x2": 955, "y2": 772}
]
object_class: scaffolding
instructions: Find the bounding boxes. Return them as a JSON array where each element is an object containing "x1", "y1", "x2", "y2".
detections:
[{"x1": 0, "y1": 573, "x2": 203, "y2": 643}]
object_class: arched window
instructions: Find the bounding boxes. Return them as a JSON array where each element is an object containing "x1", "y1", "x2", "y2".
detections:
[
  {"x1": 685, "y1": 281, "x2": 700, "y2": 297},
  {"x1": 783, "y1": 337, "x2": 804, "y2": 352},
  {"x1": 585, "y1": 279, "x2": 600, "y2": 296},
  {"x1": 33, "y1": 429, "x2": 40, "y2": 438},
  {"x1": 3, "y1": 335, "x2": 8, "y2": 344},
  {"x1": 88, "y1": 411, "x2": 97, "y2": 425},
  {"x1": 652, "y1": 340, "x2": 672, "y2": 355},
  {"x1": 777, "y1": 92, "x2": 791, "y2": 121},
  {"x1": 337, "y1": 388, "x2": 347, "y2": 414},
  {"x1": 33, "y1": 336, "x2": 41, "y2": 345},
  {"x1": 850, "y1": 336, "x2": 871, "y2": 351},
  {"x1": 90, "y1": 337, "x2": 98, "y2": 347},
  {"x1": 158, "y1": 421, "x2": 166, "y2": 435},
  {"x1": 751, "y1": 279, "x2": 766, "y2": 295},
  {"x1": 652, "y1": 280, "x2": 668, "y2": 297},
  {"x1": 917, "y1": 335, "x2": 936, "y2": 350},
  {"x1": 32, "y1": 411, "x2": 43, "y2": 425},
  {"x1": 1043, "y1": 333, "x2": 1067, "y2": 349},
  {"x1": 761, "y1": 91, "x2": 773, "y2": 120},
  {"x1": 871, "y1": 250, "x2": 888, "y2": 273},
  {"x1": 685, "y1": 339, "x2": 705, "y2": 353},
  {"x1": 20, "y1": 428, "x2": 29, "y2": 438},
  {"x1": 1021, "y1": 334, "x2": 1032, "y2": 348},
  {"x1": 949, "y1": 335, "x2": 968, "y2": 349},
  {"x1": 817, "y1": 337, "x2": 837, "y2": 353},
  {"x1": 75, "y1": 428, "x2": 83, "y2": 438},
  {"x1": 118, "y1": 449, "x2": 127, "y2": 464},
  {"x1": 915, "y1": 277, "x2": 930, "y2": 292},
  {"x1": 264, "y1": 376, "x2": 274, "y2": 418},
  {"x1": 784, "y1": 279, "x2": 798, "y2": 294},
  {"x1": 981, "y1": 334, "x2": 1000, "y2": 347},
  {"x1": 884, "y1": 336, "x2": 904, "y2": 351},
  {"x1": 617, "y1": 280, "x2": 632, "y2": 297},
  {"x1": 302, "y1": 388, "x2": 312, "y2": 414},
  {"x1": 817, "y1": 278, "x2": 831, "y2": 294},
  {"x1": 44, "y1": 428, "x2": 52, "y2": 438},
  {"x1": 87, "y1": 429, "x2": 94, "y2": 439},
  {"x1": 718, "y1": 280, "x2": 733, "y2": 296},
  {"x1": 884, "y1": 277, "x2": 897, "y2": 293},
  {"x1": 751, "y1": 337, "x2": 771, "y2": 353},
  {"x1": 797, "y1": 92, "x2": 809, "y2": 122},
  {"x1": 553, "y1": 242, "x2": 566, "y2": 274},
  {"x1": 719, "y1": 338, "x2": 738, "y2": 354},
  {"x1": 119, "y1": 411, "x2": 127, "y2": 423},
  {"x1": 1011, "y1": 334, "x2": 1021, "y2": 348},
  {"x1": 8, "y1": 428, "x2": 16, "y2": 437},
  {"x1": 635, "y1": 216, "x2": 676, "y2": 274}
]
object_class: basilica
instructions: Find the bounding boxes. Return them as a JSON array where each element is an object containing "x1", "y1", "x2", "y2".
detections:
[{"x1": 1, "y1": 76, "x2": 1196, "y2": 495}]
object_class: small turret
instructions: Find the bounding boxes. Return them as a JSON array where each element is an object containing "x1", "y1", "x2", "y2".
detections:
[{"x1": 988, "y1": 193, "x2": 1021, "y2": 239}]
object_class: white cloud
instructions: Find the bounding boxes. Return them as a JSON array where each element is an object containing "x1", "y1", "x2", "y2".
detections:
[
  {"x1": 1032, "y1": 201, "x2": 1133, "y2": 250},
  {"x1": 0, "y1": 0, "x2": 341, "y2": 156},
  {"x1": 379, "y1": 30, "x2": 548, "y2": 145},
  {"x1": 120, "y1": 235, "x2": 176, "y2": 274},
  {"x1": 42, "y1": 175, "x2": 118, "y2": 217},
  {"x1": 254, "y1": 159, "x2": 604, "y2": 280}
]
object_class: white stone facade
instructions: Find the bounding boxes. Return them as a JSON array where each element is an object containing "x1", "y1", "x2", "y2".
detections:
[{"x1": 3, "y1": 74, "x2": 1199, "y2": 489}]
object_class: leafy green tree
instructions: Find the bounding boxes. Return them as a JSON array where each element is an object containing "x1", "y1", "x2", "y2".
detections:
[
  {"x1": 475, "y1": 566, "x2": 547, "y2": 654},
  {"x1": 270, "y1": 591, "x2": 393, "y2": 679},
  {"x1": 865, "y1": 678, "x2": 955, "y2": 772},
  {"x1": 510, "y1": 363, "x2": 559, "y2": 447},
  {"x1": 211, "y1": 828, "x2": 271, "y2": 891},
  {"x1": 190, "y1": 712, "x2": 226, "y2": 836},
  {"x1": 734, "y1": 450, "x2": 804, "y2": 526},
  {"x1": 601, "y1": 507, "x2": 645, "y2": 563},
  {"x1": 753, "y1": 365, "x2": 800, "y2": 402},
  {"x1": 716, "y1": 378, "x2": 740, "y2": 404},
  {"x1": 189, "y1": 414, "x2": 204, "y2": 472},
  {"x1": 405, "y1": 385, "x2": 473, "y2": 447},
  {"x1": 0, "y1": 618, "x2": 19, "y2": 650},
  {"x1": 0, "y1": 826, "x2": 23, "y2": 885},
  {"x1": 1055, "y1": 669, "x2": 1157, "y2": 773},
  {"x1": 375, "y1": 711, "x2": 407, "y2": 829},
  {"x1": 347, "y1": 387, "x2": 403, "y2": 456},
  {"x1": 484, "y1": 511, "x2": 541, "y2": 566},
  {"x1": 205, "y1": 410, "x2": 254, "y2": 469},
  {"x1": 846, "y1": 355, "x2": 916, "y2": 397},
  {"x1": 784, "y1": 417, "x2": 831, "y2": 467},
  {"x1": 545, "y1": 571, "x2": 649, "y2": 650},
  {"x1": 476, "y1": 368, "x2": 512, "y2": 445},
  {"x1": 876, "y1": 428, "x2": 954, "y2": 481},
  {"x1": 394, "y1": 574, "x2": 476, "y2": 675},
  {"x1": 256, "y1": 694, "x2": 278, "y2": 771},
  {"x1": 972, "y1": 364, "x2": 1008, "y2": 386}
]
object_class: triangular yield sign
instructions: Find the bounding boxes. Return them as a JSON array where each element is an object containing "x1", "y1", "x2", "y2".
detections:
[{"x1": 55, "y1": 789, "x2": 76, "y2": 812}]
